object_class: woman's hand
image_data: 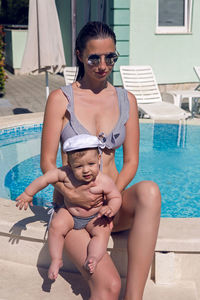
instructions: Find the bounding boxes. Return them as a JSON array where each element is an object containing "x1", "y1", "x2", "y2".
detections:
[
  {"x1": 76, "y1": 183, "x2": 103, "y2": 209},
  {"x1": 55, "y1": 181, "x2": 103, "y2": 209},
  {"x1": 71, "y1": 182, "x2": 104, "y2": 209}
]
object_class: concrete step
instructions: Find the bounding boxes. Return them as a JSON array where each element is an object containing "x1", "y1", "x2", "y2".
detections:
[
  {"x1": 0, "y1": 259, "x2": 198, "y2": 300},
  {"x1": 0, "y1": 259, "x2": 88, "y2": 300},
  {"x1": 1, "y1": 199, "x2": 200, "y2": 299},
  {"x1": 143, "y1": 279, "x2": 198, "y2": 300}
]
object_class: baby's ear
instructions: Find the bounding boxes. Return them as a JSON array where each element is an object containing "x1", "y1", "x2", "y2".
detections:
[{"x1": 67, "y1": 160, "x2": 71, "y2": 168}]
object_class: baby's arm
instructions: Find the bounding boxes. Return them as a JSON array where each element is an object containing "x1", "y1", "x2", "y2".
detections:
[
  {"x1": 16, "y1": 168, "x2": 68, "y2": 210},
  {"x1": 97, "y1": 174, "x2": 122, "y2": 217}
]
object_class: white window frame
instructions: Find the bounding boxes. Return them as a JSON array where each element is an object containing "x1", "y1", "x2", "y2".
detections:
[{"x1": 156, "y1": 0, "x2": 193, "y2": 34}]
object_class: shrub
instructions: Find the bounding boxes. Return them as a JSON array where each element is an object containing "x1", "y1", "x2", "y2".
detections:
[{"x1": 0, "y1": 26, "x2": 6, "y2": 96}]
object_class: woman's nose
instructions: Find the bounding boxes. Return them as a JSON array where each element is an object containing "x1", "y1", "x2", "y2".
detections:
[{"x1": 98, "y1": 56, "x2": 107, "y2": 69}]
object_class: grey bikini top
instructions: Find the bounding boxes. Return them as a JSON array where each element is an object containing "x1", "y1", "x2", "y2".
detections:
[{"x1": 60, "y1": 85, "x2": 130, "y2": 150}]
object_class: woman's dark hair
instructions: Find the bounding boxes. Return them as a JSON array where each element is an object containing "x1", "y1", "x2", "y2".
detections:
[{"x1": 75, "y1": 21, "x2": 116, "y2": 80}]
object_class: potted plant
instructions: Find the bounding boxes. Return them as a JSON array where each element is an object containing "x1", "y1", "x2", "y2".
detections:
[{"x1": 0, "y1": 25, "x2": 6, "y2": 97}]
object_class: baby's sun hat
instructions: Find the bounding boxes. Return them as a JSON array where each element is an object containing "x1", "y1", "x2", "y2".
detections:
[{"x1": 63, "y1": 134, "x2": 105, "y2": 152}]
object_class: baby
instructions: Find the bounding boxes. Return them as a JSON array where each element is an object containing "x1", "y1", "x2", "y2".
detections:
[{"x1": 16, "y1": 134, "x2": 122, "y2": 280}]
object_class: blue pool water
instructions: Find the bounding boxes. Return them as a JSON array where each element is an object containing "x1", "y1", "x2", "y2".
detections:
[{"x1": 0, "y1": 122, "x2": 200, "y2": 217}]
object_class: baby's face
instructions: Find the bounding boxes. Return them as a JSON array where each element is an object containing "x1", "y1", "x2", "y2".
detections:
[{"x1": 69, "y1": 149, "x2": 101, "y2": 183}]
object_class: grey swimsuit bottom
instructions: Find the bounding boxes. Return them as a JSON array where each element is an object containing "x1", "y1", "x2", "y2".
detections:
[
  {"x1": 51, "y1": 203, "x2": 98, "y2": 230},
  {"x1": 72, "y1": 213, "x2": 98, "y2": 230}
]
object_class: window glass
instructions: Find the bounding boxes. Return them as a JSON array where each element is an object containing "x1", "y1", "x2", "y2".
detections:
[{"x1": 159, "y1": 0, "x2": 185, "y2": 27}]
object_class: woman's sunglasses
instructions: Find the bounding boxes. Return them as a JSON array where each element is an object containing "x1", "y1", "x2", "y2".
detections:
[{"x1": 87, "y1": 51, "x2": 119, "y2": 67}]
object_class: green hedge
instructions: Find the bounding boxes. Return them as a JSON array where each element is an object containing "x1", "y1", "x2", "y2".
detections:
[{"x1": 0, "y1": 26, "x2": 6, "y2": 95}]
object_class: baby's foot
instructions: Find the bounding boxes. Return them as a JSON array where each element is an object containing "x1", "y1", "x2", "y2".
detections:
[
  {"x1": 48, "y1": 259, "x2": 63, "y2": 280},
  {"x1": 84, "y1": 257, "x2": 97, "y2": 274}
]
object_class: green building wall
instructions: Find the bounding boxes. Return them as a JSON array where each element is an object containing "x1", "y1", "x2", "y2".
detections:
[
  {"x1": 109, "y1": 0, "x2": 130, "y2": 86},
  {"x1": 130, "y1": 0, "x2": 200, "y2": 84},
  {"x1": 5, "y1": 29, "x2": 27, "y2": 74},
  {"x1": 55, "y1": 0, "x2": 72, "y2": 66}
]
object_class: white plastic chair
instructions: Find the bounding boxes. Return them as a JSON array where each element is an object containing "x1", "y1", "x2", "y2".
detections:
[
  {"x1": 168, "y1": 89, "x2": 200, "y2": 113},
  {"x1": 63, "y1": 66, "x2": 78, "y2": 85},
  {"x1": 120, "y1": 65, "x2": 190, "y2": 120},
  {"x1": 165, "y1": 66, "x2": 200, "y2": 113},
  {"x1": 193, "y1": 66, "x2": 200, "y2": 90}
]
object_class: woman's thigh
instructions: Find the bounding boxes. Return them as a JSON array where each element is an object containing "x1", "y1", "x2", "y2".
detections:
[{"x1": 64, "y1": 229, "x2": 121, "y2": 295}]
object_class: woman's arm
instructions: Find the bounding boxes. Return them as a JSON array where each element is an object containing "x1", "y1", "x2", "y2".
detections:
[
  {"x1": 40, "y1": 89, "x2": 75, "y2": 197},
  {"x1": 115, "y1": 92, "x2": 140, "y2": 192},
  {"x1": 41, "y1": 89, "x2": 66, "y2": 173}
]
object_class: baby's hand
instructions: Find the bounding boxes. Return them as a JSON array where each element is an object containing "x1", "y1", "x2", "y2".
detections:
[
  {"x1": 16, "y1": 192, "x2": 33, "y2": 210},
  {"x1": 98, "y1": 205, "x2": 114, "y2": 218}
]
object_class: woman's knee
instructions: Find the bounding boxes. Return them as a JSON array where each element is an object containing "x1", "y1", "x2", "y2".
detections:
[
  {"x1": 136, "y1": 181, "x2": 161, "y2": 212},
  {"x1": 90, "y1": 273, "x2": 121, "y2": 300},
  {"x1": 107, "y1": 273, "x2": 121, "y2": 298}
]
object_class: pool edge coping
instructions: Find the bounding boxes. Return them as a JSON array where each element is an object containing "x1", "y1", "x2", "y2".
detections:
[
  {"x1": 0, "y1": 112, "x2": 44, "y2": 129},
  {"x1": 139, "y1": 118, "x2": 200, "y2": 125},
  {"x1": 1, "y1": 197, "x2": 200, "y2": 253}
]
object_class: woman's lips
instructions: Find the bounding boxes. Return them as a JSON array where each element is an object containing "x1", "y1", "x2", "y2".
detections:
[{"x1": 96, "y1": 72, "x2": 107, "y2": 77}]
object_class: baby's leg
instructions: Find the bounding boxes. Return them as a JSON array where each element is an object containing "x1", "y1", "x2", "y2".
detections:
[
  {"x1": 84, "y1": 216, "x2": 112, "y2": 274},
  {"x1": 48, "y1": 208, "x2": 74, "y2": 280}
]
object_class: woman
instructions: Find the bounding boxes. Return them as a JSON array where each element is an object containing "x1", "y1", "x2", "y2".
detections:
[{"x1": 41, "y1": 21, "x2": 161, "y2": 300}]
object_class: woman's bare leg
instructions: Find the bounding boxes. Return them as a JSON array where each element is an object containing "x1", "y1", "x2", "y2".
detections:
[
  {"x1": 113, "y1": 181, "x2": 161, "y2": 300},
  {"x1": 48, "y1": 208, "x2": 74, "y2": 280},
  {"x1": 84, "y1": 217, "x2": 112, "y2": 274},
  {"x1": 64, "y1": 228, "x2": 121, "y2": 300}
]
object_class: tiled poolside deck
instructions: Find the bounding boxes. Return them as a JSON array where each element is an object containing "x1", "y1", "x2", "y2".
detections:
[{"x1": 0, "y1": 71, "x2": 65, "y2": 117}]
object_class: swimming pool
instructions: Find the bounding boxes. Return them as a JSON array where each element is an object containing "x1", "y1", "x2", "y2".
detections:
[{"x1": 0, "y1": 122, "x2": 200, "y2": 217}]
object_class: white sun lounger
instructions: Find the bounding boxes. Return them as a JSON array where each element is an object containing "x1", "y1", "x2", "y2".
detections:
[
  {"x1": 120, "y1": 65, "x2": 191, "y2": 120},
  {"x1": 63, "y1": 66, "x2": 78, "y2": 85}
]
